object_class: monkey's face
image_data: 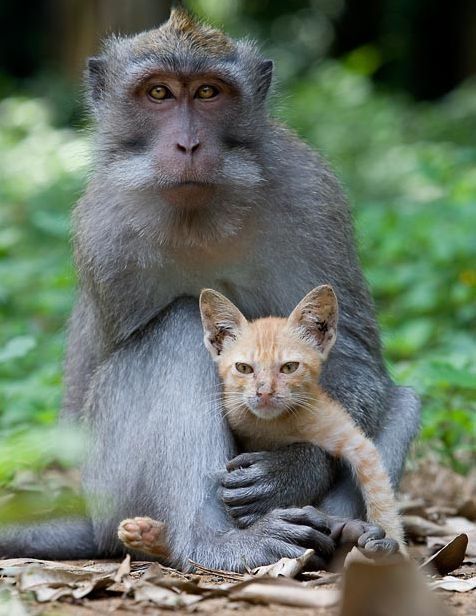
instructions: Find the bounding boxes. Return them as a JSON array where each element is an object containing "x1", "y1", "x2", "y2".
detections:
[
  {"x1": 86, "y1": 10, "x2": 274, "y2": 244},
  {"x1": 119, "y1": 70, "x2": 258, "y2": 208},
  {"x1": 87, "y1": 11, "x2": 273, "y2": 214}
]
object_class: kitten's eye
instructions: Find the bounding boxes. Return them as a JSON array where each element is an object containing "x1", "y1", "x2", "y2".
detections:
[
  {"x1": 147, "y1": 85, "x2": 173, "y2": 101},
  {"x1": 235, "y1": 362, "x2": 253, "y2": 374},
  {"x1": 196, "y1": 84, "x2": 219, "y2": 99},
  {"x1": 280, "y1": 362, "x2": 299, "y2": 374}
]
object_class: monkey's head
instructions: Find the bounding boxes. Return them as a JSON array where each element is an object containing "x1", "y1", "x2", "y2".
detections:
[{"x1": 87, "y1": 7, "x2": 273, "y2": 213}]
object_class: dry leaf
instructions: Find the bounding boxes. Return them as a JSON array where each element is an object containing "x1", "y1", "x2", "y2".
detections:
[
  {"x1": 430, "y1": 576, "x2": 476, "y2": 592},
  {"x1": 0, "y1": 590, "x2": 29, "y2": 616},
  {"x1": 229, "y1": 576, "x2": 339, "y2": 608},
  {"x1": 188, "y1": 560, "x2": 245, "y2": 581},
  {"x1": 428, "y1": 529, "x2": 476, "y2": 558},
  {"x1": 444, "y1": 516, "x2": 476, "y2": 534},
  {"x1": 301, "y1": 570, "x2": 340, "y2": 584},
  {"x1": 0, "y1": 558, "x2": 118, "y2": 576},
  {"x1": 465, "y1": 529, "x2": 476, "y2": 557},
  {"x1": 114, "y1": 553, "x2": 131, "y2": 583},
  {"x1": 16, "y1": 560, "x2": 120, "y2": 602},
  {"x1": 398, "y1": 498, "x2": 427, "y2": 516},
  {"x1": 134, "y1": 581, "x2": 203, "y2": 607},
  {"x1": 458, "y1": 498, "x2": 476, "y2": 521},
  {"x1": 403, "y1": 515, "x2": 453, "y2": 538},
  {"x1": 420, "y1": 534, "x2": 468, "y2": 575},
  {"x1": 252, "y1": 548, "x2": 315, "y2": 578},
  {"x1": 340, "y1": 556, "x2": 449, "y2": 616}
]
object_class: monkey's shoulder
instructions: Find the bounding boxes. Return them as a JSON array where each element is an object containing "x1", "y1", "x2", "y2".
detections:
[{"x1": 266, "y1": 121, "x2": 348, "y2": 204}]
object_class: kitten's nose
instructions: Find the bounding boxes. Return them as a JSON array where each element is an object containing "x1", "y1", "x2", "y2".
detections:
[{"x1": 257, "y1": 391, "x2": 272, "y2": 404}]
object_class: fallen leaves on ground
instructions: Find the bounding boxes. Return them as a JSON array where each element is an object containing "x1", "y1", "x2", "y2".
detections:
[
  {"x1": 0, "y1": 463, "x2": 475, "y2": 614},
  {"x1": 420, "y1": 534, "x2": 468, "y2": 575}
]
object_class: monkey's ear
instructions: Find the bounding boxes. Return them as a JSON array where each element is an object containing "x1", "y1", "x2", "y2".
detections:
[
  {"x1": 199, "y1": 289, "x2": 247, "y2": 358},
  {"x1": 86, "y1": 56, "x2": 107, "y2": 103},
  {"x1": 288, "y1": 285, "x2": 338, "y2": 360},
  {"x1": 257, "y1": 59, "x2": 273, "y2": 100}
]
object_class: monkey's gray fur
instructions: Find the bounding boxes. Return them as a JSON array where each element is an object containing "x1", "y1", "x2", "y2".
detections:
[{"x1": 0, "y1": 10, "x2": 419, "y2": 570}]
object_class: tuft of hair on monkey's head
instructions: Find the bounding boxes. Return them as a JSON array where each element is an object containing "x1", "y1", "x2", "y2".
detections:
[
  {"x1": 86, "y1": 6, "x2": 273, "y2": 113},
  {"x1": 149, "y1": 5, "x2": 236, "y2": 57}
]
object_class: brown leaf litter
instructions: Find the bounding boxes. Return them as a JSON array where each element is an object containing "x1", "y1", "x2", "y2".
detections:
[{"x1": 0, "y1": 460, "x2": 474, "y2": 615}]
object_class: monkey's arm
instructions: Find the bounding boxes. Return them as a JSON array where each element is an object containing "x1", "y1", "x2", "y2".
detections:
[{"x1": 62, "y1": 289, "x2": 107, "y2": 418}]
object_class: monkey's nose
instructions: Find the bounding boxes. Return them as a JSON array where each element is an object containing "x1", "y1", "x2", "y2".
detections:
[{"x1": 176, "y1": 139, "x2": 200, "y2": 155}]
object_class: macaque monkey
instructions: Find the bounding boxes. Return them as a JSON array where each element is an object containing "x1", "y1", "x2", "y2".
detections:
[{"x1": 0, "y1": 8, "x2": 419, "y2": 570}]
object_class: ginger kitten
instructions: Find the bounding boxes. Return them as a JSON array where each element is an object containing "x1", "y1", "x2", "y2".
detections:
[{"x1": 199, "y1": 285, "x2": 406, "y2": 552}]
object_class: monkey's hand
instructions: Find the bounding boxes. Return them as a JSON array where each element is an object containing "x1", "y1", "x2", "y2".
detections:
[
  {"x1": 222, "y1": 444, "x2": 334, "y2": 527},
  {"x1": 247, "y1": 506, "x2": 335, "y2": 569},
  {"x1": 222, "y1": 448, "x2": 399, "y2": 556}
]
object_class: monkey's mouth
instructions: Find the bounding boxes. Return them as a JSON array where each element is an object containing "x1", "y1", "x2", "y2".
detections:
[{"x1": 160, "y1": 181, "x2": 216, "y2": 207}]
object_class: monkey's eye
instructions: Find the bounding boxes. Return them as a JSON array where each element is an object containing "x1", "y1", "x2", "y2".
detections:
[
  {"x1": 280, "y1": 362, "x2": 299, "y2": 374},
  {"x1": 196, "y1": 85, "x2": 219, "y2": 100},
  {"x1": 147, "y1": 85, "x2": 173, "y2": 101},
  {"x1": 235, "y1": 362, "x2": 254, "y2": 375}
]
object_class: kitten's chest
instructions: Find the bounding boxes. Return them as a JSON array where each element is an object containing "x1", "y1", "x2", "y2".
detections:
[{"x1": 230, "y1": 414, "x2": 310, "y2": 452}]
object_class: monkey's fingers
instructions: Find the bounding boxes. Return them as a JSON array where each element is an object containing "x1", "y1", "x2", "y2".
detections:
[
  {"x1": 277, "y1": 506, "x2": 332, "y2": 536},
  {"x1": 226, "y1": 452, "x2": 267, "y2": 471},
  {"x1": 265, "y1": 508, "x2": 335, "y2": 559},
  {"x1": 222, "y1": 466, "x2": 265, "y2": 489}
]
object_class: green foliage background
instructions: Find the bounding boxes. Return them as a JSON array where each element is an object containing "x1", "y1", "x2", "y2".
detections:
[{"x1": 0, "y1": 7, "x2": 475, "y2": 505}]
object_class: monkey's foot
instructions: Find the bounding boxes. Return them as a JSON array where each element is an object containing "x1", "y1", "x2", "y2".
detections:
[{"x1": 118, "y1": 516, "x2": 169, "y2": 558}]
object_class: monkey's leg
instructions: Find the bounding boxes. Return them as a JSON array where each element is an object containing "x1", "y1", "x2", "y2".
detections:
[
  {"x1": 0, "y1": 518, "x2": 97, "y2": 559},
  {"x1": 82, "y1": 298, "x2": 336, "y2": 571}
]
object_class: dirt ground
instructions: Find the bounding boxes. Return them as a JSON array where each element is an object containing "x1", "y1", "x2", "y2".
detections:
[{"x1": 0, "y1": 459, "x2": 475, "y2": 616}]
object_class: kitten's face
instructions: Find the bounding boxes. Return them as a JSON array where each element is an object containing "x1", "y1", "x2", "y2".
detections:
[{"x1": 217, "y1": 317, "x2": 322, "y2": 420}]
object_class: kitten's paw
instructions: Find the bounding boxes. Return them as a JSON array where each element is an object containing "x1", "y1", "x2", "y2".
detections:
[
  {"x1": 330, "y1": 518, "x2": 400, "y2": 555},
  {"x1": 360, "y1": 536, "x2": 400, "y2": 555},
  {"x1": 118, "y1": 516, "x2": 169, "y2": 558}
]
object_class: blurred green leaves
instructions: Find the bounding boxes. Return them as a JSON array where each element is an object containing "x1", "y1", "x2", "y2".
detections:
[
  {"x1": 0, "y1": 96, "x2": 89, "y2": 515},
  {"x1": 0, "y1": 336, "x2": 36, "y2": 363},
  {"x1": 0, "y1": 425, "x2": 87, "y2": 524}
]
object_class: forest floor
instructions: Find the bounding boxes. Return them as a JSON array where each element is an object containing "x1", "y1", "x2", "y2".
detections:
[{"x1": 0, "y1": 458, "x2": 475, "y2": 616}]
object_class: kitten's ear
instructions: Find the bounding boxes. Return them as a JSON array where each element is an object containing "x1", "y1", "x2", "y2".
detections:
[
  {"x1": 199, "y1": 289, "x2": 247, "y2": 358},
  {"x1": 288, "y1": 285, "x2": 338, "y2": 360}
]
